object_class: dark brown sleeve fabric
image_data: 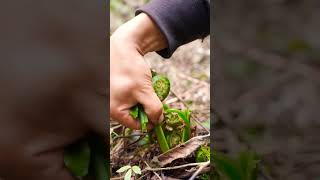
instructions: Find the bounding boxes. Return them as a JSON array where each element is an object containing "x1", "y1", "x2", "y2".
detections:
[{"x1": 136, "y1": 0, "x2": 210, "y2": 58}]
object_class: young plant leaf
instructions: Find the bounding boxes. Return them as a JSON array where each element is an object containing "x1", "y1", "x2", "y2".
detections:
[
  {"x1": 130, "y1": 106, "x2": 139, "y2": 119},
  {"x1": 64, "y1": 140, "x2": 91, "y2": 178},
  {"x1": 163, "y1": 103, "x2": 169, "y2": 111},
  {"x1": 238, "y1": 151, "x2": 259, "y2": 180},
  {"x1": 212, "y1": 151, "x2": 243, "y2": 180},
  {"x1": 139, "y1": 109, "x2": 148, "y2": 133},
  {"x1": 152, "y1": 75, "x2": 170, "y2": 101},
  {"x1": 124, "y1": 169, "x2": 132, "y2": 180},
  {"x1": 212, "y1": 151, "x2": 259, "y2": 180},
  {"x1": 116, "y1": 165, "x2": 131, "y2": 173},
  {"x1": 132, "y1": 166, "x2": 142, "y2": 175},
  {"x1": 178, "y1": 109, "x2": 191, "y2": 142},
  {"x1": 196, "y1": 145, "x2": 210, "y2": 162}
]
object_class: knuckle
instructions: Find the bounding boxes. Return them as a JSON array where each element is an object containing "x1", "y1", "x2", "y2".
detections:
[{"x1": 149, "y1": 101, "x2": 163, "y2": 116}]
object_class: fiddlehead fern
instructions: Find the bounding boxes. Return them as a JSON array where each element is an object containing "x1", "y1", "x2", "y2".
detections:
[
  {"x1": 130, "y1": 71, "x2": 171, "y2": 152},
  {"x1": 129, "y1": 70, "x2": 191, "y2": 152}
]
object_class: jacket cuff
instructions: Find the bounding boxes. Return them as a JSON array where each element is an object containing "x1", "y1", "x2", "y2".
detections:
[{"x1": 136, "y1": 0, "x2": 210, "y2": 58}]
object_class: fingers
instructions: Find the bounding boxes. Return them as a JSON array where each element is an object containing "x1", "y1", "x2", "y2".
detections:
[
  {"x1": 136, "y1": 87, "x2": 164, "y2": 125},
  {"x1": 147, "y1": 122, "x2": 154, "y2": 131},
  {"x1": 112, "y1": 109, "x2": 141, "y2": 130}
]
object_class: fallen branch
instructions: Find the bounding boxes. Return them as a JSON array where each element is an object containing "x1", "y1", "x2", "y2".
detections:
[
  {"x1": 144, "y1": 162, "x2": 209, "y2": 171},
  {"x1": 110, "y1": 176, "x2": 125, "y2": 180},
  {"x1": 188, "y1": 161, "x2": 210, "y2": 180},
  {"x1": 144, "y1": 161, "x2": 162, "y2": 180}
]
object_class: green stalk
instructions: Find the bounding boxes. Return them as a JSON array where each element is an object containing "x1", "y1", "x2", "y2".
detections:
[
  {"x1": 139, "y1": 108, "x2": 148, "y2": 133},
  {"x1": 154, "y1": 125, "x2": 170, "y2": 152},
  {"x1": 131, "y1": 106, "x2": 169, "y2": 153},
  {"x1": 151, "y1": 73, "x2": 171, "y2": 152},
  {"x1": 140, "y1": 107, "x2": 169, "y2": 152},
  {"x1": 180, "y1": 110, "x2": 191, "y2": 142},
  {"x1": 130, "y1": 73, "x2": 171, "y2": 153}
]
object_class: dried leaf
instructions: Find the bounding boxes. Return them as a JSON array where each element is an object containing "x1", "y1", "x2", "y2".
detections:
[
  {"x1": 152, "y1": 135, "x2": 209, "y2": 167},
  {"x1": 130, "y1": 106, "x2": 139, "y2": 119}
]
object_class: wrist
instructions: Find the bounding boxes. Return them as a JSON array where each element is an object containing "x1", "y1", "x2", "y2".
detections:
[{"x1": 112, "y1": 13, "x2": 167, "y2": 55}]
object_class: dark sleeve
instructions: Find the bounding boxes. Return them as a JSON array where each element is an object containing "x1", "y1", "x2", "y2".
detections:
[{"x1": 136, "y1": 0, "x2": 210, "y2": 58}]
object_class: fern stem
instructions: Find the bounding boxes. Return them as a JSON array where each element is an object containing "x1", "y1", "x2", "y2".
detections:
[{"x1": 154, "y1": 125, "x2": 170, "y2": 153}]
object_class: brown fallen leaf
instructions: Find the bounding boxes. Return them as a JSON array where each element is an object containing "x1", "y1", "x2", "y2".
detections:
[{"x1": 151, "y1": 134, "x2": 210, "y2": 167}]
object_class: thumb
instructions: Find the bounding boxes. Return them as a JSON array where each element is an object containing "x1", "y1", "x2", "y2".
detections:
[{"x1": 136, "y1": 87, "x2": 164, "y2": 125}]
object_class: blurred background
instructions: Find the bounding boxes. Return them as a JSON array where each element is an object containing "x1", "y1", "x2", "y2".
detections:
[{"x1": 213, "y1": 0, "x2": 320, "y2": 179}]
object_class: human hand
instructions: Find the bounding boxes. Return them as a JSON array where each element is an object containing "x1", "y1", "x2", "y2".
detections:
[
  {"x1": 110, "y1": 13, "x2": 167, "y2": 129},
  {"x1": 0, "y1": 56, "x2": 106, "y2": 180}
]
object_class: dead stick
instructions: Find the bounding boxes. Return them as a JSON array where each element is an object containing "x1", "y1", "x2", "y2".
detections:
[
  {"x1": 110, "y1": 176, "x2": 124, "y2": 180},
  {"x1": 144, "y1": 162, "x2": 209, "y2": 171},
  {"x1": 188, "y1": 161, "x2": 210, "y2": 180},
  {"x1": 144, "y1": 161, "x2": 162, "y2": 180}
]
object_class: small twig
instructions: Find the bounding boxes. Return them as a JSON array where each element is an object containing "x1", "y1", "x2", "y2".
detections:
[
  {"x1": 144, "y1": 162, "x2": 209, "y2": 172},
  {"x1": 110, "y1": 124, "x2": 122, "y2": 131},
  {"x1": 165, "y1": 97, "x2": 178, "y2": 104},
  {"x1": 110, "y1": 176, "x2": 125, "y2": 180},
  {"x1": 110, "y1": 138, "x2": 124, "y2": 156},
  {"x1": 188, "y1": 161, "x2": 210, "y2": 180},
  {"x1": 113, "y1": 133, "x2": 147, "y2": 140},
  {"x1": 144, "y1": 161, "x2": 162, "y2": 180},
  {"x1": 177, "y1": 72, "x2": 210, "y2": 87}
]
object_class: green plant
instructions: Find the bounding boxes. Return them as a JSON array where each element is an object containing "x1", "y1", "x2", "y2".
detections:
[
  {"x1": 64, "y1": 134, "x2": 108, "y2": 180},
  {"x1": 129, "y1": 71, "x2": 171, "y2": 153},
  {"x1": 194, "y1": 145, "x2": 211, "y2": 179},
  {"x1": 129, "y1": 71, "x2": 192, "y2": 152},
  {"x1": 116, "y1": 165, "x2": 142, "y2": 180},
  {"x1": 163, "y1": 108, "x2": 191, "y2": 148},
  {"x1": 212, "y1": 151, "x2": 259, "y2": 180},
  {"x1": 64, "y1": 140, "x2": 91, "y2": 178},
  {"x1": 196, "y1": 145, "x2": 210, "y2": 163}
]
